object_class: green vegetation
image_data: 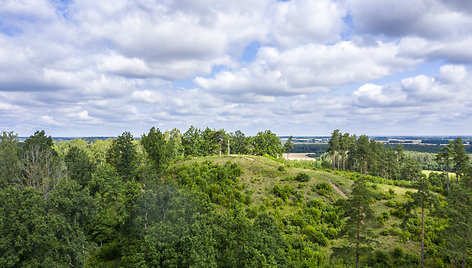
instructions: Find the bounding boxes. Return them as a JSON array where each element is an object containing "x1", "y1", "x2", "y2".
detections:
[{"x1": 0, "y1": 128, "x2": 471, "y2": 267}]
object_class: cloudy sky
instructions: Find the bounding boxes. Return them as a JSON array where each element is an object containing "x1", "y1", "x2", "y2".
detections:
[{"x1": 1, "y1": 0, "x2": 471, "y2": 137}]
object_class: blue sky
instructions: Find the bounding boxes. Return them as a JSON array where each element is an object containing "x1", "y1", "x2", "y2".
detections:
[{"x1": 0, "y1": 0, "x2": 472, "y2": 137}]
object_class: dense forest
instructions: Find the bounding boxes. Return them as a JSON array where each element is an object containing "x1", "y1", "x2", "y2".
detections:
[
  {"x1": 292, "y1": 142, "x2": 472, "y2": 154},
  {"x1": 1, "y1": 127, "x2": 472, "y2": 267}
]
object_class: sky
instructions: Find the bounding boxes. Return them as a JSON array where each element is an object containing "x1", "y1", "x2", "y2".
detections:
[{"x1": 1, "y1": 0, "x2": 472, "y2": 137}]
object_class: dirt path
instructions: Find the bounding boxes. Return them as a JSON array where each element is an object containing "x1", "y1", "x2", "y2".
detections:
[{"x1": 325, "y1": 177, "x2": 348, "y2": 199}]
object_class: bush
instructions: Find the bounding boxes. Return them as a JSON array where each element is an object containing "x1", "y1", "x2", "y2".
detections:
[
  {"x1": 321, "y1": 160, "x2": 331, "y2": 169},
  {"x1": 295, "y1": 173, "x2": 310, "y2": 182},
  {"x1": 391, "y1": 246, "x2": 404, "y2": 259},
  {"x1": 272, "y1": 184, "x2": 293, "y2": 201},
  {"x1": 314, "y1": 182, "x2": 333, "y2": 196},
  {"x1": 278, "y1": 166, "x2": 285, "y2": 172},
  {"x1": 303, "y1": 225, "x2": 328, "y2": 246},
  {"x1": 377, "y1": 211, "x2": 390, "y2": 227},
  {"x1": 364, "y1": 250, "x2": 392, "y2": 268}
]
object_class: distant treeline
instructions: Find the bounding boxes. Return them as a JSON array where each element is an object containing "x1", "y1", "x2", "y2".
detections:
[
  {"x1": 292, "y1": 143, "x2": 472, "y2": 154},
  {"x1": 384, "y1": 143, "x2": 472, "y2": 154},
  {"x1": 290, "y1": 143, "x2": 328, "y2": 154}
]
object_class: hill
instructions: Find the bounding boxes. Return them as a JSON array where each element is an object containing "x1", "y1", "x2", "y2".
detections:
[{"x1": 163, "y1": 155, "x2": 433, "y2": 267}]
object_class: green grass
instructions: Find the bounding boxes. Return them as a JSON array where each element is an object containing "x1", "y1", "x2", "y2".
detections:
[{"x1": 169, "y1": 154, "x2": 441, "y2": 262}]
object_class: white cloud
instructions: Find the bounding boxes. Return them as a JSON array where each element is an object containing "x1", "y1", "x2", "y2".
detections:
[
  {"x1": 40, "y1": 115, "x2": 62, "y2": 126},
  {"x1": 0, "y1": 0, "x2": 472, "y2": 136},
  {"x1": 195, "y1": 41, "x2": 417, "y2": 101},
  {"x1": 354, "y1": 64, "x2": 471, "y2": 109},
  {"x1": 271, "y1": 0, "x2": 346, "y2": 47},
  {"x1": 0, "y1": 0, "x2": 55, "y2": 20},
  {"x1": 348, "y1": 0, "x2": 472, "y2": 39}
]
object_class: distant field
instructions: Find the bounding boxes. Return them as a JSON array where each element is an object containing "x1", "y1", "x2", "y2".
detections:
[
  {"x1": 422, "y1": 169, "x2": 456, "y2": 176},
  {"x1": 282, "y1": 153, "x2": 317, "y2": 161}
]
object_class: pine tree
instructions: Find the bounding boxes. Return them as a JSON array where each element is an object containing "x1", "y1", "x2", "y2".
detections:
[
  {"x1": 405, "y1": 175, "x2": 435, "y2": 268},
  {"x1": 443, "y1": 167, "x2": 472, "y2": 268},
  {"x1": 436, "y1": 141, "x2": 454, "y2": 197},
  {"x1": 284, "y1": 136, "x2": 294, "y2": 159},
  {"x1": 453, "y1": 137, "x2": 468, "y2": 182},
  {"x1": 327, "y1": 129, "x2": 340, "y2": 170},
  {"x1": 344, "y1": 178, "x2": 375, "y2": 268}
]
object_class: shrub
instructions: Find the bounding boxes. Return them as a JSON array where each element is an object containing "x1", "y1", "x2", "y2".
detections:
[
  {"x1": 278, "y1": 166, "x2": 285, "y2": 172},
  {"x1": 303, "y1": 225, "x2": 328, "y2": 246},
  {"x1": 314, "y1": 182, "x2": 333, "y2": 197},
  {"x1": 321, "y1": 160, "x2": 331, "y2": 169},
  {"x1": 272, "y1": 184, "x2": 293, "y2": 201},
  {"x1": 295, "y1": 173, "x2": 310, "y2": 182}
]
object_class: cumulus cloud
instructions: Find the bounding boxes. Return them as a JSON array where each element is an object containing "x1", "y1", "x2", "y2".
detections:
[
  {"x1": 40, "y1": 115, "x2": 62, "y2": 126},
  {"x1": 354, "y1": 64, "x2": 471, "y2": 110},
  {"x1": 348, "y1": 0, "x2": 472, "y2": 39},
  {"x1": 195, "y1": 41, "x2": 417, "y2": 101},
  {"x1": 271, "y1": 0, "x2": 346, "y2": 47},
  {"x1": 0, "y1": 0, "x2": 471, "y2": 136}
]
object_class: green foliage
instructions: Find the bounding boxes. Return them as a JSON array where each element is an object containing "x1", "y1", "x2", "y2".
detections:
[
  {"x1": 440, "y1": 172, "x2": 472, "y2": 266},
  {"x1": 229, "y1": 130, "x2": 250, "y2": 154},
  {"x1": 0, "y1": 186, "x2": 94, "y2": 267},
  {"x1": 0, "y1": 131, "x2": 21, "y2": 188},
  {"x1": 166, "y1": 161, "x2": 246, "y2": 207},
  {"x1": 141, "y1": 127, "x2": 176, "y2": 172},
  {"x1": 65, "y1": 146, "x2": 95, "y2": 187},
  {"x1": 1, "y1": 128, "x2": 464, "y2": 267},
  {"x1": 453, "y1": 137, "x2": 468, "y2": 179},
  {"x1": 315, "y1": 182, "x2": 333, "y2": 196},
  {"x1": 342, "y1": 178, "x2": 376, "y2": 266},
  {"x1": 284, "y1": 135, "x2": 294, "y2": 153},
  {"x1": 23, "y1": 130, "x2": 54, "y2": 152},
  {"x1": 108, "y1": 131, "x2": 138, "y2": 181},
  {"x1": 251, "y1": 130, "x2": 284, "y2": 158},
  {"x1": 321, "y1": 160, "x2": 331, "y2": 169},
  {"x1": 303, "y1": 225, "x2": 329, "y2": 246},
  {"x1": 295, "y1": 172, "x2": 310, "y2": 182},
  {"x1": 272, "y1": 184, "x2": 294, "y2": 201}
]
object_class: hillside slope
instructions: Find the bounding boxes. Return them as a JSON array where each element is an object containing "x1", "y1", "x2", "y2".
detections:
[{"x1": 165, "y1": 155, "x2": 432, "y2": 266}]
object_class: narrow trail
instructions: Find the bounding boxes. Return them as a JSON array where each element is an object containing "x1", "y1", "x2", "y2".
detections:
[{"x1": 325, "y1": 177, "x2": 348, "y2": 199}]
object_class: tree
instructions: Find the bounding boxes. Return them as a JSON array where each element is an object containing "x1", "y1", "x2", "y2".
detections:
[
  {"x1": 405, "y1": 175, "x2": 435, "y2": 268},
  {"x1": 442, "y1": 168, "x2": 472, "y2": 268},
  {"x1": 343, "y1": 178, "x2": 375, "y2": 268},
  {"x1": 165, "y1": 128, "x2": 183, "y2": 158},
  {"x1": 339, "y1": 133, "x2": 352, "y2": 171},
  {"x1": 327, "y1": 129, "x2": 340, "y2": 170},
  {"x1": 89, "y1": 139, "x2": 113, "y2": 166},
  {"x1": 230, "y1": 130, "x2": 249, "y2": 155},
  {"x1": 23, "y1": 130, "x2": 55, "y2": 154},
  {"x1": 108, "y1": 131, "x2": 138, "y2": 181},
  {"x1": 356, "y1": 135, "x2": 370, "y2": 175},
  {"x1": 141, "y1": 127, "x2": 171, "y2": 172},
  {"x1": 65, "y1": 146, "x2": 95, "y2": 188},
  {"x1": 0, "y1": 131, "x2": 21, "y2": 187},
  {"x1": 284, "y1": 136, "x2": 294, "y2": 159},
  {"x1": 20, "y1": 144, "x2": 64, "y2": 198},
  {"x1": 251, "y1": 130, "x2": 283, "y2": 158},
  {"x1": 436, "y1": 141, "x2": 454, "y2": 197},
  {"x1": 0, "y1": 186, "x2": 93, "y2": 266},
  {"x1": 182, "y1": 126, "x2": 203, "y2": 156},
  {"x1": 453, "y1": 137, "x2": 468, "y2": 182}
]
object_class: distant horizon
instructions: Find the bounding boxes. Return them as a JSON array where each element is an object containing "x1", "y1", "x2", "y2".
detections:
[{"x1": 14, "y1": 134, "x2": 472, "y2": 140}]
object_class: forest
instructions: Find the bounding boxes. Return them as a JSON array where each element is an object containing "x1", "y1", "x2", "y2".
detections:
[{"x1": 1, "y1": 127, "x2": 472, "y2": 267}]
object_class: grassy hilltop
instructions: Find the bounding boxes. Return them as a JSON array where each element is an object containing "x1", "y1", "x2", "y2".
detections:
[{"x1": 163, "y1": 154, "x2": 434, "y2": 267}]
